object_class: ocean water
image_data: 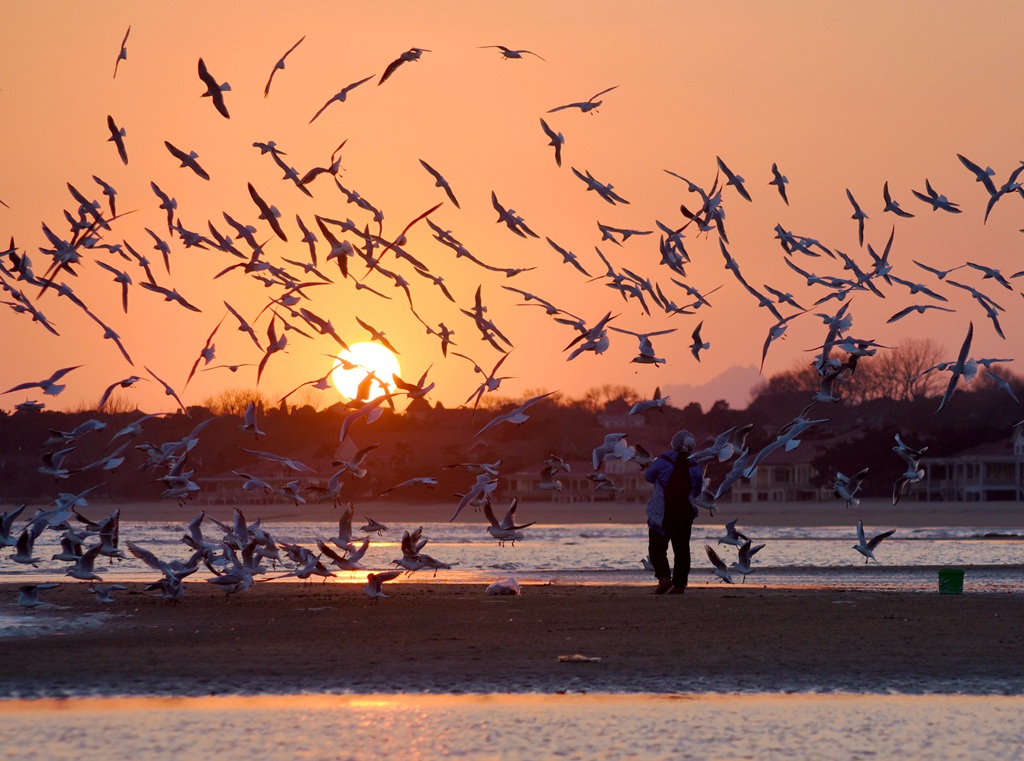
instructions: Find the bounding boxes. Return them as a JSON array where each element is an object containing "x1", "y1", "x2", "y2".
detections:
[
  {"x1": 1, "y1": 693, "x2": 1022, "y2": 761},
  {"x1": 1, "y1": 520, "x2": 1022, "y2": 591}
]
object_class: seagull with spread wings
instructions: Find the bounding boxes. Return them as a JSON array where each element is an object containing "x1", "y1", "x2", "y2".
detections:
[{"x1": 263, "y1": 35, "x2": 305, "y2": 97}]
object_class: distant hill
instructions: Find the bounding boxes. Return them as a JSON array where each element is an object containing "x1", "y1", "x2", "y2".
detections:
[{"x1": 662, "y1": 365, "x2": 761, "y2": 411}]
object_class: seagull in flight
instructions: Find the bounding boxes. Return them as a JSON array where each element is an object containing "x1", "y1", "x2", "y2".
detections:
[
  {"x1": 418, "y1": 159, "x2": 460, "y2": 208},
  {"x1": 378, "y1": 47, "x2": 430, "y2": 85},
  {"x1": 474, "y1": 391, "x2": 556, "y2": 438},
  {"x1": 309, "y1": 75, "x2": 373, "y2": 123},
  {"x1": 197, "y1": 57, "x2": 231, "y2": 118},
  {"x1": 853, "y1": 521, "x2": 895, "y2": 563},
  {"x1": 547, "y1": 85, "x2": 618, "y2": 114},
  {"x1": 112, "y1": 26, "x2": 130, "y2": 79},
  {"x1": 106, "y1": 115, "x2": 128, "y2": 165},
  {"x1": 539, "y1": 118, "x2": 564, "y2": 167},
  {"x1": 479, "y1": 45, "x2": 546, "y2": 61},
  {"x1": 3, "y1": 365, "x2": 82, "y2": 396},
  {"x1": 705, "y1": 545, "x2": 735, "y2": 584},
  {"x1": 769, "y1": 163, "x2": 789, "y2": 205},
  {"x1": 882, "y1": 181, "x2": 915, "y2": 218},
  {"x1": 264, "y1": 35, "x2": 305, "y2": 97},
  {"x1": 164, "y1": 141, "x2": 210, "y2": 181},
  {"x1": 937, "y1": 321, "x2": 974, "y2": 412}
]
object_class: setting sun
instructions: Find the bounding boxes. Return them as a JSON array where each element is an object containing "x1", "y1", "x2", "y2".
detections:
[{"x1": 331, "y1": 342, "x2": 401, "y2": 401}]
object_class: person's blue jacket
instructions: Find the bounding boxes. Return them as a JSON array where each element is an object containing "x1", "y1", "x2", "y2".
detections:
[{"x1": 644, "y1": 450, "x2": 703, "y2": 530}]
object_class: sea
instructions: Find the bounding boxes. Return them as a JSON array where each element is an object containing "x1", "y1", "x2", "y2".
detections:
[
  {"x1": 2, "y1": 519, "x2": 1022, "y2": 760},
  {"x1": 1, "y1": 519, "x2": 1021, "y2": 590}
]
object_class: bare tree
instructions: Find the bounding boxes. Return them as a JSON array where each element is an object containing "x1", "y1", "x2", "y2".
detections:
[
  {"x1": 867, "y1": 338, "x2": 946, "y2": 401},
  {"x1": 202, "y1": 387, "x2": 271, "y2": 417}
]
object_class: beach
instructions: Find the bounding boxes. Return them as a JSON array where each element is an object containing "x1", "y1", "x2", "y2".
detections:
[{"x1": 2, "y1": 582, "x2": 1022, "y2": 697}]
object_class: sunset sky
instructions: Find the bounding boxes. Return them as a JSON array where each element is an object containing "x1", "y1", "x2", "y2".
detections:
[{"x1": 1, "y1": 1, "x2": 1022, "y2": 416}]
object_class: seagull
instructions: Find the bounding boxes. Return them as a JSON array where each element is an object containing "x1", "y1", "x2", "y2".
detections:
[
  {"x1": 3, "y1": 365, "x2": 82, "y2": 396},
  {"x1": 539, "y1": 118, "x2": 564, "y2": 167},
  {"x1": 592, "y1": 432, "x2": 633, "y2": 470},
  {"x1": 450, "y1": 473, "x2": 499, "y2": 521},
  {"x1": 479, "y1": 45, "x2": 546, "y2": 61},
  {"x1": 360, "y1": 517, "x2": 389, "y2": 536},
  {"x1": 912, "y1": 178, "x2": 960, "y2": 213},
  {"x1": 164, "y1": 141, "x2": 210, "y2": 181},
  {"x1": 240, "y1": 448, "x2": 313, "y2": 473},
  {"x1": 880, "y1": 180, "x2": 915, "y2": 218},
  {"x1": 629, "y1": 387, "x2": 671, "y2": 415},
  {"x1": 378, "y1": 476, "x2": 438, "y2": 497},
  {"x1": 834, "y1": 467, "x2": 869, "y2": 508},
  {"x1": 845, "y1": 188, "x2": 868, "y2": 246},
  {"x1": 143, "y1": 365, "x2": 188, "y2": 415},
  {"x1": 248, "y1": 183, "x2": 287, "y2": 241},
  {"x1": 65, "y1": 543, "x2": 104, "y2": 581},
  {"x1": 378, "y1": 47, "x2": 430, "y2": 85},
  {"x1": 363, "y1": 570, "x2": 402, "y2": 600},
  {"x1": 717, "y1": 519, "x2": 750, "y2": 547},
  {"x1": 263, "y1": 35, "x2": 305, "y2": 97},
  {"x1": 18, "y1": 583, "x2": 60, "y2": 609},
  {"x1": 474, "y1": 391, "x2": 555, "y2": 438},
  {"x1": 547, "y1": 85, "x2": 618, "y2": 114},
  {"x1": 705, "y1": 545, "x2": 735, "y2": 584},
  {"x1": 937, "y1": 322, "x2": 974, "y2": 412},
  {"x1": 112, "y1": 25, "x2": 130, "y2": 78},
  {"x1": 105, "y1": 114, "x2": 128, "y2": 163},
  {"x1": 572, "y1": 167, "x2": 630, "y2": 205},
  {"x1": 88, "y1": 584, "x2": 127, "y2": 604},
  {"x1": 318, "y1": 537, "x2": 371, "y2": 572},
  {"x1": 690, "y1": 320, "x2": 710, "y2": 361},
  {"x1": 236, "y1": 400, "x2": 266, "y2": 439},
  {"x1": 197, "y1": 57, "x2": 231, "y2": 118},
  {"x1": 956, "y1": 153, "x2": 998, "y2": 196},
  {"x1": 308, "y1": 75, "x2": 374, "y2": 123},
  {"x1": 535, "y1": 465, "x2": 564, "y2": 491},
  {"x1": 483, "y1": 497, "x2": 536, "y2": 546},
  {"x1": 853, "y1": 521, "x2": 895, "y2": 563},
  {"x1": 491, "y1": 191, "x2": 539, "y2": 238},
  {"x1": 729, "y1": 539, "x2": 765, "y2": 582},
  {"x1": 418, "y1": 159, "x2": 460, "y2": 209},
  {"x1": 769, "y1": 163, "x2": 789, "y2": 204},
  {"x1": 716, "y1": 156, "x2": 752, "y2": 202}
]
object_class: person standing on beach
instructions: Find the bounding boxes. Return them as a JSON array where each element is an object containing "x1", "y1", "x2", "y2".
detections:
[{"x1": 644, "y1": 430, "x2": 703, "y2": 594}]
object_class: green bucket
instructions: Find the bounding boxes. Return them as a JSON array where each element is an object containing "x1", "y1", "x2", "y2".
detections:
[{"x1": 938, "y1": 568, "x2": 965, "y2": 594}]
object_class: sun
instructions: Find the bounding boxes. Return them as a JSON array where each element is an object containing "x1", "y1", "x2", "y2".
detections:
[{"x1": 331, "y1": 342, "x2": 401, "y2": 401}]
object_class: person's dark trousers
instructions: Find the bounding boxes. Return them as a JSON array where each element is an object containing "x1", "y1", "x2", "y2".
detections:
[{"x1": 648, "y1": 521, "x2": 693, "y2": 588}]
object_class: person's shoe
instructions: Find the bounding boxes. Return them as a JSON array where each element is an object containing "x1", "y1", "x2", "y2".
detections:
[
  {"x1": 667, "y1": 586, "x2": 686, "y2": 594},
  {"x1": 653, "y1": 580, "x2": 673, "y2": 595}
]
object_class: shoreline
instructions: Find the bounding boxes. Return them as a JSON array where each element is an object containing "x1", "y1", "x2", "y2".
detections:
[
  {"x1": 2, "y1": 583, "x2": 1022, "y2": 698},
  {"x1": 58, "y1": 497, "x2": 1024, "y2": 529}
]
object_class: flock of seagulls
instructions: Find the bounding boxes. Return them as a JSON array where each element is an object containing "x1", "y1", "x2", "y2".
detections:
[
  {"x1": 4, "y1": 499, "x2": 475, "y2": 605},
  {"x1": 2, "y1": 25, "x2": 1022, "y2": 603}
]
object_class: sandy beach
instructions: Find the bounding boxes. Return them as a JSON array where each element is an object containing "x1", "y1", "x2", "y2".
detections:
[{"x1": 2, "y1": 581, "x2": 1022, "y2": 698}]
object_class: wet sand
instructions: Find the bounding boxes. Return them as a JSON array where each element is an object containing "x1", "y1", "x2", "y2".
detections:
[{"x1": 2, "y1": 582, "x2": 1022, "y2": 697}]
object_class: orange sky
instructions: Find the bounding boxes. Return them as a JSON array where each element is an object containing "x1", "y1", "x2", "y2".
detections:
[{"x1": 1, "y1": 2, "x2": 1022, "y2": 415}]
